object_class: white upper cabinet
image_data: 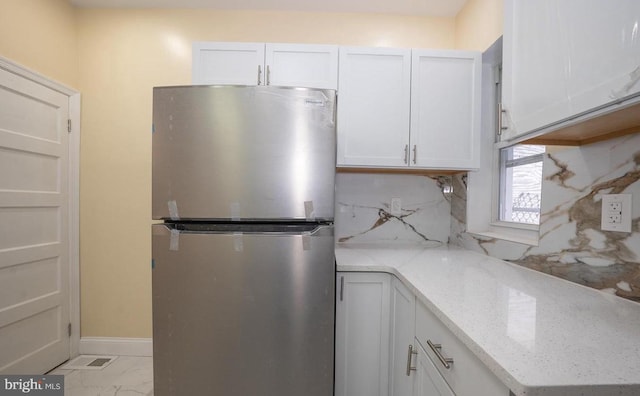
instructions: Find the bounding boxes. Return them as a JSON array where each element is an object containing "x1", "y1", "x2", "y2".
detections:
[
  {"x1": 501, "y1": 0, "x2": 640, "y2": 141},
  {"x1": 410, "y1": 50, "x2": 481, "y2": 169},
  {"x1": 337, "y1": 47, "x2": 412, "y2": 167},
  {"x1": 337, "y1": 47, "x2": 481, "y2": 170},
  {"x1": 265, "y1": 43, "x2": 338, "y2": 89},
  {"x1": 194, "y1": 42, "x2": 482, "y2": 170},
  {"x1": 192, "y1": 42, "x2": 338, "y2": 89},
  {"x1": 192, "y1": 42, "x2": 265, "y2": 85}
]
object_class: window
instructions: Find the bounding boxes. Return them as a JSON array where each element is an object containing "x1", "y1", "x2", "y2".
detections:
[
  {"x1": 464, "y1": 38, "x2": 543, "y2": 246},
  {"x1": 498, "y1": 144, "x2": 545, "y2": 225}
]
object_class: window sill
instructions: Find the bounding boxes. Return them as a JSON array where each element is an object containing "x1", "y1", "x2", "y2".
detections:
[
  {"x1": 467, "y1": 224, "x2": 539, "y2": 247},
  {"x1": 489, "y1": 221, "x2": 539, "y2": 232}
]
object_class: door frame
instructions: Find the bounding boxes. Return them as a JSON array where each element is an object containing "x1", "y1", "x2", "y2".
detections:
[{"x1": 0, "y1": 56, "x2": 81, "y2": 359}]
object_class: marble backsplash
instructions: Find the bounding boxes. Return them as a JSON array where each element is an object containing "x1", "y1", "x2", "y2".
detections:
[
  {"x1": 335, "y1": 173, "x2": 451, "y2": 246},
  {"x1": 451, "y1": 133, "x2": 640, "y2": 302}
]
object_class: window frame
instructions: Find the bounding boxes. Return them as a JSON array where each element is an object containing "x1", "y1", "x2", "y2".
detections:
[
  {"x1": 498, "y1": 144, "x2": 545, "y2": 226},
  {"x1": 464, "y1": 40, "x2": 541, "y2": 247},
  {"x1": 466, "y1": 140, "x2": 542, "y2": 247}
]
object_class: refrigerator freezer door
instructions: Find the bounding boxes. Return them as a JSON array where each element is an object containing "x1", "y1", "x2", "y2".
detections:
[
  {"x1": 153, "y1": 85, "x2": 336, "y2": 221},
  {"x1": 151, "y1": 224, "x2": 335, "y2": 396}
]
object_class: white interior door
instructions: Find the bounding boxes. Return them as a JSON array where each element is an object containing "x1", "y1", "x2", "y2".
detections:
[{"x1": 0, "y1": 67, "x2": 71, "y2": 374}]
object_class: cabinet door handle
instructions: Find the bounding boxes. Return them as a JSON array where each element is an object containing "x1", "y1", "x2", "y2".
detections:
[
  {"x1": 339, "y1": 276, "x2": 344, "y2": 301},
  {"x1": 412, "y1": 145, "x2": 417, "y2": 164},
  {"x1": 406, "y1": 344, "x2": 418, "y2": 376},
  {"x1": 266, "y1": 65, "x2": 271, "y2": 85},
  {"x1": 257, "y1": 65, "x2": 262, "y2": 85},
  {"x1": 404, "y1": 145, "x2": 409, "y2": 164},
  {"x1": 427, "y1": 339, "x2": 454, "y2": 369},
  {"x1": 497, "y1": 103, "x2": 508, "y2": 136}
]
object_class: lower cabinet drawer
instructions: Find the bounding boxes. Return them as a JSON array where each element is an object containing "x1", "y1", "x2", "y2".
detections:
[
  {"x1": 413, "y1": 340, "x2": 455, "y2": 396},
  {"x1": 415, "y1": 301, "x2": 509, "y2": 396}
]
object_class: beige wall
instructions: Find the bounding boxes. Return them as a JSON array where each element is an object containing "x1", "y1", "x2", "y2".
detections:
[
  {"x1": 77, "y1": 9, "x2": 458, "y2": 338},
  {"x1": 455, "y1": 0, "x2": 503, "y2": 51},
  {"x1": 0, "y1": 0, "x2": 78, "y2": 87}
]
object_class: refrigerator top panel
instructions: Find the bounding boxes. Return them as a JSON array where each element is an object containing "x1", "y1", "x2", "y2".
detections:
[{"x1": 152, "y1": 85, "x2": 336, "y2": 221}]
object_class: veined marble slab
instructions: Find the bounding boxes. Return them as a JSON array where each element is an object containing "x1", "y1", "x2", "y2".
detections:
[
  {"x1": 452, "y1": 133, "x2": 640, "y2": 301},
  {"x1": 335, "y1": 173, "x2": 451, "y2": 245}
]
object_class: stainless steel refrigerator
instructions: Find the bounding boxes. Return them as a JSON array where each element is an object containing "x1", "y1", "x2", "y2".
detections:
[{"x1": 151, "y1": 86, "x2": 336, "y2": 396}]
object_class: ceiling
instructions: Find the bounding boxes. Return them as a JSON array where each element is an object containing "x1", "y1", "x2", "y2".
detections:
[{"x1": 69, "y1": 0, "x2": 468, "y2": 17}]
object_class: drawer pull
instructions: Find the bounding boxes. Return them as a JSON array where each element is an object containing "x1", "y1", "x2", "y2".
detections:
[
  {"x1": 427, "y1": 339, "x2": 454, "y2": 369},
  {"x1": 406, "y1": 344, "x2": 418, "y2": 376}
]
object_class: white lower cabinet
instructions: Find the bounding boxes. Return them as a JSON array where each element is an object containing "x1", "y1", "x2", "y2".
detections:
[
  {"x1": 391, "y1": 280, "x2": 454, "y2": 396},
  {"x1": 337, "y1": 272, "x2": 511, "y2": 396},
  {"x1": 414, "y1": 301, "x2": 510, "y2": 396},
  {"x1": 390, "y1": 277, "x2": 415, "y2": 396},
  {"x1": 335, "y1": 272, "x2": 391, "y2": 396}
]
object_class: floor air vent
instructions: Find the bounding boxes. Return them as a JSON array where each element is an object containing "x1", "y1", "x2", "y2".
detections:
[{"x1": 60, "y1": 355, "x2": 117, "y2": 370}]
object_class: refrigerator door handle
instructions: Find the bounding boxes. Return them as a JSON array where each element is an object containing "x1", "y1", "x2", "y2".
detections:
[
  {"x1": 307, "y1": 224, "x2": 333, "y2": 236},
  {"x1": 159, "y1": 222, "x2": 334, "y2": 237}
]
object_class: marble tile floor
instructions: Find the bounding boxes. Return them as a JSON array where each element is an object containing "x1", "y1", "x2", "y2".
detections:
[{"x1": 48, "y1": 356, "x2": 153, "y2": 396}]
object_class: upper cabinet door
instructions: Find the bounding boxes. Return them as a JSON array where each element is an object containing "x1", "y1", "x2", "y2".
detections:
[
  {"x1": 501, "y1": 0, "x2": 568, "y2": 140},
  {"x1": 501, "y1": 0, "x2": 640, "y2": 140},
  {"x1": 192, "y1": 42, "x2": 338, "y2": 89},
  {"x1": 192, "y1": 42, "x2": 265, "y2": 85},
  {"x1": 410, "y1": 50, "x2": 481, "y2": 170},
  {"x1": 265, "y1": 43, "x2": 338, "y2": 90},
  {"x1": 337, "y1": 47, "x2": 412, "y2": 167}
]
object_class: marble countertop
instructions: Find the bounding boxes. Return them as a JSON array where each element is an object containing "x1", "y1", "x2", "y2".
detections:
[{"x1": 336, "y1": 243, "x2": 640, "y2": 396}]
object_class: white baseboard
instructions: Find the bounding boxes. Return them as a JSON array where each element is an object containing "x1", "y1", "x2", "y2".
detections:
[{"x1": 79, "y1": 337, "x2": 153, "y2": 357}]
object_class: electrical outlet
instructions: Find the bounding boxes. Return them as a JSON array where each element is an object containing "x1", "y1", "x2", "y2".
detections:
[
  {"x1": 608, "y1": 213, "x2": 622, "y2": 224},
  {"x1": 390, "y1": 198, "x2": 402, "y2": 215},
  {"x1": 610, "y1": 202, "x2": 622, "y2": 213},
  {"x1": 601, "y1": 194, "x2": 632, "y2": 232}
]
